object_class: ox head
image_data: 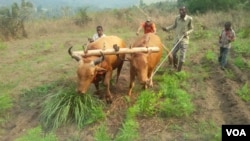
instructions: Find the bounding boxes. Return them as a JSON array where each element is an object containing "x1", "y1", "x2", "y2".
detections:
[
  {"x1": 127, "y1": 53, "x2": 150, "y2": 86},
  {"x1": 68, "y1": 47, "x2": 106, "y2": 94}
]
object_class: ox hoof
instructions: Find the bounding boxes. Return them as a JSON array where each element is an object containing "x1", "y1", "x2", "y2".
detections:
[
  {"x1": 105, "y1": 95, "x2": 113, "y2": 104},
  {"x1": 149, "y1": 83, "x2": 153, "y2": 88},
  {"x1": 106, "y1": 98, "x2": 112, "y2": 104}
]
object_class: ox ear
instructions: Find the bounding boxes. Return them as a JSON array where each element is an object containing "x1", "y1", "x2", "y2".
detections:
[{"x1": 95, "y1": 66, "x2": 106, "y2": 72}]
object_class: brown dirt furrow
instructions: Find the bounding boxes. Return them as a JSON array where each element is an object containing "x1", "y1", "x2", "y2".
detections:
[
  {"x1": 1, "y1": 109, "x2": 39, "y2": 141},
  {"x1": 209, "y1": 67, "x2": 250, "y2": 124}
]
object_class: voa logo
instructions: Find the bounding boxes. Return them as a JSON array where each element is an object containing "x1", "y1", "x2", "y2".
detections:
[{"x1": 226, "y1": 129, "x2": 246, "y2": 136}]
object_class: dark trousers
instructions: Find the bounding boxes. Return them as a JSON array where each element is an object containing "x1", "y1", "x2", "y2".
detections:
[{"x1": 218, "y1": 47, "x2": 229, "y2": 67}]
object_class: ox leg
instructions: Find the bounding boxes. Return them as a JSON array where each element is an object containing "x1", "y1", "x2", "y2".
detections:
[
  {"x1": 147, "y1": 69, "x2": 153, "y2": 87},
  {"x1": 94, "y1": 82, "x2": 101, "y2": 97},
  {"x1": 103, "y1": 71, "x2": 113, "y2": 103},
  {"x1": 128, "y1": 69, "x2": 135, "y2": 96},
  {"x1": 94, "y1": 81, "x2": 100, "y2": 91}
]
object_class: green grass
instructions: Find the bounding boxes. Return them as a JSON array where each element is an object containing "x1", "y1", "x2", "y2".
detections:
[
  {"x1": 233, "y1": 55, "x2": 245, "y2": 69},
  {"x1": 190, "y1": 120, "x2": 221, "y2": 141},
  {"x1": 159, "y1": 72, "x2": 194, "y2": 117},
  {"x1": 192, "y1": 23, "x2": 214, "y2": 40},
  {"x1": 160, "y1": 89, "x2": 194, "y2": 117},
  {"x1": 0, "y1": 41, "x2": 7, "y2": 50},
  {"x1": 0, "y1": 93, "x2": 12, "y2": 125},
  {"x1": 0, "y1": 93, "x2": 12, "y2": 114},
  {"x1": 115, "y1": 117, "x2": 139, "y2": 141},
  {"x1": 237, "y1": 83, "x2": 250, "y2": 102},
  {"x1": 204, "y1": 50, "x2": 217, "y2": 63},
  {"x1": 238, "y1": 27, "x2": 250, "y2": 39},
  {"x1": 15, "y1": 126, "x2": 57, "y2": 141},
  {"x1": 40, "y1": 84, "x2": 105, "y2": 131},
  {"x1": 32, "y1": 40, "x2": 53, "y2": 51},
  {"x1": 233, "y1": 39, "x2": 250, "y2": 55},
  {"x1": 133, "y1": 90, "x2": 161, "y2": 117},
  {"x1": 224, "y1": 69, "x2": 235, "y2": 80},
  {"x1": 168, "y1": 120, "x2": 221, "y2": 141},
  {"x1": 94, "y1": 123, "x2": 112, "y2": 141},
  {"x1": 20, "y1": 80, "x2": 105, "y2": 132}
]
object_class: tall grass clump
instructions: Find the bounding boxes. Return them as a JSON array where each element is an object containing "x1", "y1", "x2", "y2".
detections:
[
  {"x1": 15, "y1": 126, "x2": 57, "y2": 141},
  {"x1": 159, "y1": 72, "x2": 194, "y2": 117},
  {"x1": 236, "y1": 83, "x2": 250, "y2": 102},
  {"x1": 40, "y1": 83, "x2": 105, "y2": 132}
]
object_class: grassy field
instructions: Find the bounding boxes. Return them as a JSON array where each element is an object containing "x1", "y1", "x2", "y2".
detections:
[{"x1": 0, "y1": 8, "x2": 250, "y2": 141}]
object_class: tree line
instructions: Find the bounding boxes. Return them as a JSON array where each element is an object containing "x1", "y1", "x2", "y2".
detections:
[
  {"x1": 177, "y1": 0, "x2": 250, "y2": 13},
  {"x1": 1, "y1": 0, "x2": 249, "y2": 41}
]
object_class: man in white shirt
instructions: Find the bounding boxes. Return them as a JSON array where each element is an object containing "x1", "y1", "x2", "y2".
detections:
[{"x1": 89, "y1": 26, "x2": 106, "y2": 42}]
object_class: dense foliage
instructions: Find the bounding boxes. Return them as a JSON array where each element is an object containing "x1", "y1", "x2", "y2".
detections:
[{"x1": 178, "y1": 0, "x2": 250, "y2": 13}]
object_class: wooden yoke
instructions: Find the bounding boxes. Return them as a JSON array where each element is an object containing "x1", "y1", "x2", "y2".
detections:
[{"x1": 71, "y1": 46, "x2": 160, "y2": 57}]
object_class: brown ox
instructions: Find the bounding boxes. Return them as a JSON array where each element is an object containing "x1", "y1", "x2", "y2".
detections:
[
  {"x1": 127, "y1": 33, "x2": 163, "y2": 96},
  {"x1": 68, "y1": 36, "x2": 125, "y2": 103}
]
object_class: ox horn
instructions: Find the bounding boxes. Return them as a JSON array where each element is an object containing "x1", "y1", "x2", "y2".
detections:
[
  {"x1": 93, "y1": 51, "x2": 104, "y2": 65},
  {"x1": 68, "y1": 46, "x2": 81, "y2": 61}
]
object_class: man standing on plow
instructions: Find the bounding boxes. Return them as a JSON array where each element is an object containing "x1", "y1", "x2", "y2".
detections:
[
  {"x1": 162, "y1": 6, "x2": 193, "y2": 72},
  {"x1": 136, "y1": 17, "x2": 157, "y2": 36}
]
